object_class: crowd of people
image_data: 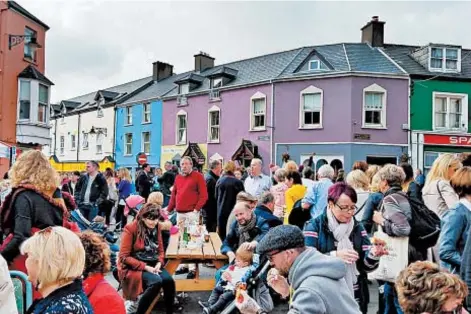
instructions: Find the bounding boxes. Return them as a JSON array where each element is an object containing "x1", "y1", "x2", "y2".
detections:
[{"x1": 1, "y1": 150, "x2": 471, "y2": 314}]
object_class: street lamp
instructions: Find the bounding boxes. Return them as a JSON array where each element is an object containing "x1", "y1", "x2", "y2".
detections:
[{"x1": 8, "y1": 34, "x2": 41, "y2": 50}]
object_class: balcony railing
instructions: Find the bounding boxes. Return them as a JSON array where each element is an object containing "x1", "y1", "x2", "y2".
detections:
[
  {"x1": 209, "y1": 89, "x2": 220, "y2": 101},
  {"x1": 177, "y1": 95, "x2": 188, "y2": 106}
]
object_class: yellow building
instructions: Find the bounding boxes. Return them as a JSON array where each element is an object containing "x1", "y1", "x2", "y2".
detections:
[
  {"x1": 49, "y1": 155, "x2": 115, "y2": 173},
  {"x1": 161, "y1": 143, "x2": 207, "y2": 171}
]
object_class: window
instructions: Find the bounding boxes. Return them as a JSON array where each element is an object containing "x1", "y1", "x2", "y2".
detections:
[
  {"x1": 143, "y1": 103, "x2": 151, "y2": 123},
  {"x1": 212, "y1": 78, "x2": 223, "y2": 89},
  {"x1": 97, "y1": 108, "x2": 104, "y2": 118},
  {"x1": 24, "y1": 27, "x2": 37, "y2": 61},
  {"x1": 309, "y1": 60, "x2": 320, "y2": 70},
  {"x1": 125, "y1": 106, "x2": 132, "y2": 125},
  {"x1": 71, "y1": 134, "x2": 76, "y2": 150},
  {"x1": 96, "y1": 133, "x2": 104, "y2": 154},
  {"x1": 424, "y1": 152, "x2": 441, "y2": 177},
  {"x1": 176, "y1": 110, "x2": 187, "y2": 145},
  {"x1": 363, "y1": 84, "x2": 387, "y2": 128},
  {"x1": 59, "y1": 136, "x2": 64, "y2": 155},
  {"x1": 433, "y1": 92, "x2": 468, "y2": 130},
  {"x1": 38, "y1": 84, "x2": 48, "y2": 123},
  {"x1": 300, "y1": 86, "x2": 323, "y2": 128},
  {"x1": 430, "y1": 47, "x2": 460, "y2": 72},
  {"x1": 82, "y1": 133, "x2": 89, "y2": 149},
  {"x1": 208, "y1": 106, "x2": 220, "y2": 142},
  {"x1": 19, "y1": 80, "x2": 31, "y2": 120},
  {"x1": 124, "y1": 133, "x2": 133, "y2": 155},
  {"x1": 142, "y1": 132, "x2": 151, "y2": 154},
  {"x1": 250, "y1": 92, "x2": 266, "y2": 130},
  {"x1": 179, "y1": 83, "x2": 189, "y2": 95}
]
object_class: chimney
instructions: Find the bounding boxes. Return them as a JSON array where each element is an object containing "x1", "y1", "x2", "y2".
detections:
[
  {"x1": 194, "y1": 52, "x2": 215, "y2": 72},
  {"x1": 152, "y1": 61, "x2": 173, "y2": 82},
  {"x1": 361, "y1": 16, "x2": 386, "y2": 47}
]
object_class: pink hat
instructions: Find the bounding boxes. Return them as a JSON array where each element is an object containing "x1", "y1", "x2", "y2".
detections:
[{"x1": 124, "y1": 195, "x2": 145, "y2": 216}]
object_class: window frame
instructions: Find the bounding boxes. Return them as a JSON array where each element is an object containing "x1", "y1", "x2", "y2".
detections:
[
  {"x1": 179, "y1": 83, "x2": 190, "y2": 95},
  {"x1": 208, "y1": 105, "x2": 220, "y2": 143},
  {"x1": 82, "y1": 133, "x2": 89, "y2": 150},
  {"x1": 142, "y1": 103, "x2": 151, "y2": 124},
  {"x1": 96, "y1": 133, "x2": 104, "y2": 154},
  {"x1": 125, "y1": 106, "x2": 132, "y2": 125},
  {"x1": 432, "y1": 92, "x2": 468, "y2": 131},
  {"x1": 97, "y1": 107, "x2": 104, "y2": 118},
  {"x1": 124, "y1": 133, "x2": 133, "y2": 156},
  {"x1": 59, "y1": 135, "x2": 65, "y2": 155},
  {"x1": 250, "y1": 92, "x2": 267, "y2": 131},
  {"x1": 299, "y1": 85, "x2": 323, "y2": 129},
  {"x1": 429, "y1": 47, "x2": 461, "y2": 72},
  {"x1": 212, "y1": 77, "x2": 223, "y2": 89},
  {"x1": 18, "y1": 79, "x2": 31, "y2": 121},
  {"x1": 38, "y1": 84, "x2": 48, "y2": 123},
  {"x1": 141, "y1": 131, "x2": 151, "y2": 154},
  {"x1": 308, "y1": 60, "x2": 320, "y2": 71},
  {"x1": 362, "y1": 83, "x2": 387, "y2": 129},
  {"x1": 70, "y1": 134, "x2": 76, "y2": 150},
  {"x1": 24, "y1": 27, "x2": 37, "y2": 61},
  {"x1": 176, "y1": 110, "x2": 188, "y2": 145}
]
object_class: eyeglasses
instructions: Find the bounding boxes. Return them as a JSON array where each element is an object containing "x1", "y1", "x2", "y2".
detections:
[
  {"x1": 335, "y1": 203, "x2": 357, "y2": 213},
  {"x1": 267, "y1": 250, "x2": 284, "y2": 262}
]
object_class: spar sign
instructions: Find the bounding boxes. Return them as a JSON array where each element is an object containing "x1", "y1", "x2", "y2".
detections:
[{"x1": 424, "y1": 134, "x2": 471, "y2": 146}]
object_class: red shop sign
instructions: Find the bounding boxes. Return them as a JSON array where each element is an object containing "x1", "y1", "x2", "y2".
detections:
[{"x1": 424, "y1": 134, "x2": 471, "y2": 146}]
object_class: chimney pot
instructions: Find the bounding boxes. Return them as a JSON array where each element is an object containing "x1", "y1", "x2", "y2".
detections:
[
  {"x1": 194, "y1": 52, "x2": 215, "y2": 72},
  {"x1": 372, "y1": 16, "x2": 379, "y2": 21}
]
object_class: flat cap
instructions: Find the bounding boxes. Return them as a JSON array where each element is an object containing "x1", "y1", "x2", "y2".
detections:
[{"x1": 257, "y1": 225, "x2": 305, "y2": 255}]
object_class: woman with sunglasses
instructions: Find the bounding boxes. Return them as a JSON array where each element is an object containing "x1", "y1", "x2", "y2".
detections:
[
  {"x1": 303, "y1": 182, "x2": 387, "y2": 314},
  {"x1": 118, "y1": 203, "x2": 175, "y2": 314}
]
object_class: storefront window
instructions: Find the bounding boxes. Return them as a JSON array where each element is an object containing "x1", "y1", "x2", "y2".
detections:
[{"x1": 424, "y1": 152, "x2": 440, "y2": 177}]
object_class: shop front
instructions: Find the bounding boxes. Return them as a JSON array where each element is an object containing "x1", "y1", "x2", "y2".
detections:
[
  {"x1": 232, "y1": 139, "x2": 261, "y2": 168},
  {"x1": 411, "y1": 132, "x2": 471, "y2": 176},
  {"x1": 49, "y1": 155, "x2": 115, "y2": 173}
]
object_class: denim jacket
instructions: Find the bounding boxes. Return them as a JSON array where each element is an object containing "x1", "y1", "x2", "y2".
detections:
[{"x1": 439, "y1": 201, "x2": 471, "y2": 273}]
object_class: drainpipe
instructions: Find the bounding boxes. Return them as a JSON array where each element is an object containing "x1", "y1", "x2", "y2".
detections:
[
  {"x1": 270, "y1": 80, "x2": 274, "y2": 165},
  {"x1": 53, "y1": 118, "x2": 57, "y2": 155},
  {"x1": 112, "y1": 106, "x2": 117, "y2": 165},
  {"x1": 77, "y1": 113, "x2": 81, "y2": 162}
]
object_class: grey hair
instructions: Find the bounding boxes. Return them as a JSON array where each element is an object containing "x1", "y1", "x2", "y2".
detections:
[
  {"x1": 274, "y1": 168, "x2": 287, "y2": 181},
  {"x1": 181, "y1": 156, "x2": 193, "y2": 165},
  {"x1": 209, "y1": 159, "x2": 221, "y2": 170},
  {"x1": 251, "y1": 158, "x2": 262, "y2": 166},
  {"x1": 259, "y1": 192, "x2": 275, "y2": 205},
  {"x1": 317, "y1": 165, "x2": 335, "y2": 180},
  {"x1": 377, "y1": 164, "x2": 406, "y2": 187}
]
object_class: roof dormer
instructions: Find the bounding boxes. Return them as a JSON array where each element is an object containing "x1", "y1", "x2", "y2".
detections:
[
  {"x1": 174, "y1": 73, "x2": 205, "y2": 95},
  {"x1": 295, "y1": 50, "x2": 332, "y2": 73},
  {"x1": 206, "y1": 66, "x2": 238, "y2": 89},
  {"x1": 411, "y1": 44, "x2": 462, "y2": 73}
]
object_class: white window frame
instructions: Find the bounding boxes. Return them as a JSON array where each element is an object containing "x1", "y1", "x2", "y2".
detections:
[
  {"x1": 82, "y1": 133, "x2": 89, "y2": 150},
  {"x1": 38, "y1": 84, "x2": 48, "y2": 123},
  {"x1": 308, "y1": 60, "x2": 320, "y2": 70},
  {"x1": 124, "y1": 133, "x2": 133, "y2": 156},
  {"x1": 125, "y1": 106, "x2": 132, "y2": 125},
  {"x1": 429, "y1": 47, "x2": 461, "y2": 73},
  {"x1": 299, "y1": 85, "x2": 323, "y2": 129},
  {"x1": 24, "y1": 27, "x2": 37, "y2": 61},
  {"x1": 176, "y1": 109, "x2": 187, "y2": 145},
  {"x1": 250, "y1": 92, "x2": 267, "y2": 131},
  {"x1": 212, "y1": 78, "x2": 223, "y2": 89},
  {"x1": 96, "y1": 133, "x2": 104, "y2": 154},
  {"x1": 59, "y1": 135, "x2": 65, "y2": 155},
  {"x1": 18, "y1": 79, "x2": 31, "y2": 121},
  {"x1": 362, "y1": 83, "x2": 387, "y2": 129},
  {"x1": 141, "y1": 131, "x2": 151, "y2": 154},
  {"x1": 432, "y1": 92, "x2": 468, "y2": 131},
  {"x1": 208, "y1": 105, "x2": 220, "y2": 143},
  {"x1": 70, "y1": 134, "x2": 76, "y2": 150},
  {"x1": 179, "y1": 83, "x2": 190, "y2": 95},
  {"x1": 97, "y1": 107, "x2": 104, "y2": 118},
  {"x1": 143, "y1": 103, "x2": 151, "y2": 123}
]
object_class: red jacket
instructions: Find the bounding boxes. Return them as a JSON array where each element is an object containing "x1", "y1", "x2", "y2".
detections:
[
  {"x1": 167, "y1": 171, "x2": 208, "y2": 213},
  {"x1": 118, "y1": 221, "x2": 164, "y2": 300},
  {"x1": 83, "y1": 273, "x2": 125, "y2": 314}
]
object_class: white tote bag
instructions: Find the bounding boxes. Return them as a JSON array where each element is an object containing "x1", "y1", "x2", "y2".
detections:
[{"x1": 368, "y1": 226, "x2": 409, "y2": 283}]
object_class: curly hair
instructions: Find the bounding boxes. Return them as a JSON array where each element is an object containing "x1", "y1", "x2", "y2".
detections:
[
  {"x1": 9, "y1": 150, "x2": 57, "y2": 194},
  {"x1": 396, "y1": 261, "x2": 467, "y2": 314},
  {"x1": 79, "y1": 231, "x2": 111, "y2": 276}
]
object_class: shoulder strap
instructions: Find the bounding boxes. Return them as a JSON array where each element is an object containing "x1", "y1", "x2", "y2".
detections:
[{"x1": 436, "y1": 180, "x2": 445, "y2": 200}]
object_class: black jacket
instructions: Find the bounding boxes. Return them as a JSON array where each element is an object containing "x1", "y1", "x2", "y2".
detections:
[
  {"x1": 215, "y1": 175, "x2": 245, "y2": 234},
  {"x1": 74, "y1": 173, "x2": 108, "y2": 207},
  {"x1": 158, "y1": 170, "x2": 176, "y2": 196},
  {"x1": 61, "y1": 181, "x2": 75, "y2": 196},
  {"x1": 137, "y1": 171, "x2": 152, "y2": 199},
  {"x1": 202, "y1": 170, "x2": 220, "y2": 222}
]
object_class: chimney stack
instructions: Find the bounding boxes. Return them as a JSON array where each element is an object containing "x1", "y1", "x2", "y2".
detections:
[
  {"x1": 361, "y1": 16, "x2": 385, "y2": 47},
  {"x1": 194, "y1": 52, "x2": 215, "y2": 72},
  {"x1": 152, "y1": 61, "x2": 173, "y2": 82}
]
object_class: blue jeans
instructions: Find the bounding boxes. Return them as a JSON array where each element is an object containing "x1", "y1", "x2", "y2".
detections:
[
  {"x1": 163, "y1": 194, "x2": 170, "y2": 207},
  {"x1": 383, "y1": 282, "x2": 403, "y2": 314},
  {"x1": 79, "y1": 204, "x2": 98, "y2": 222}
]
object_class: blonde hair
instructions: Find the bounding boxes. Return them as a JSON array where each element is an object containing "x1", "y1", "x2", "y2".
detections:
[
  {"x1": 284, "y1": 160, "x2": 298, "y2": 173},
  {"x1": 117, "y1": 167, "x2": 132, "y2": 182},
  {"x1": 9, "y1": 150, "x2": 58, "y2": 194},
  {"x1": 370, "y1": 172, "x2": 381, "y2": 193},
  {"x1": 147, "y1": 192, "x2": 164, "y2": 206},
  {"x1": 224, "y1": 160, "x2": 236, "y2": 174},
  {"x1": 346, "y1": 170, "x2": 370, "y2": 191},
  {"x1": 20, "y1": 226, "x2": 85, "y2": 289},
  {"x1": 365, "y1": 165, "x2": 381, "y2": 183},
  {"x1": 425, "y1": 153, "x2": 462, "y2": 186}
]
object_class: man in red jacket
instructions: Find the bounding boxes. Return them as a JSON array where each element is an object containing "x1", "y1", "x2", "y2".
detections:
[{"x1": 167, "y1": 156, "x2": 208, "y2": 279}]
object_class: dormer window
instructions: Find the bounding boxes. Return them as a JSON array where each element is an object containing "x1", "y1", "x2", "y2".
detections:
[
  {"x1": 97, "y1": 107, "x2": 104, "y2": 118},
  {"x1": 212, "y1": 78, "x2": 223, "y2": 89},
  {"x1": 179, "y1": 83, "x2": 190, "y2": 95},
  {"x1": 309, "y1": 60, "x2": 320, "y2": 70},
  {"x1": 430, "y1": 47, "x2": 460, "y2": 72},
  {"x1": 98, "y1": 98, "x2": 105, "y2": 106}
]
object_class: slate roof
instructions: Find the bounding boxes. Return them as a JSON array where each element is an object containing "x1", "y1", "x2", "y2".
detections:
[
  {"x1": 18, "y1": 65, "x2": 54, "y2": 85},
  {"x1": 382, "y1": 44, "x2": 471, "y2": 79}
]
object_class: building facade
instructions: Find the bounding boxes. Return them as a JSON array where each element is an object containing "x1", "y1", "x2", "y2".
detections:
[{"x1": 0, "y1": 1, "x2": 52, "y2": 175}]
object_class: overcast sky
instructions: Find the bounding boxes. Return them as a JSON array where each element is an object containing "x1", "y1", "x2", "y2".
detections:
[{"x1": 21, "y1": 1, "x2": 471, "y2": 102}]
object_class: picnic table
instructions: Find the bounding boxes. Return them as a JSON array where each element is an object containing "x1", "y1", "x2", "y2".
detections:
[{"x1": 165, "y1": 232, "x2": 228, "y2": 291}]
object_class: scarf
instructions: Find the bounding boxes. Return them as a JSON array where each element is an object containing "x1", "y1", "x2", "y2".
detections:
[
  {"x1": 238, "y1": 213, "x2": 257, "y2": 247},
  {"x1": 326, "y1": 208, "x2": 359, "y2": 295}
]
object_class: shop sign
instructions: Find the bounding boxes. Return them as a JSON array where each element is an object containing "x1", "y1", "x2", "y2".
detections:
[
  {"x1": 354, "y1": 133, "x2": 371, "y2": 140},
  {"x1": 257, "y1": 135, "x2": 270, "y2": 141},
  {"x1": 424, "y1": 134, "x2": 471, "y2": 146}
]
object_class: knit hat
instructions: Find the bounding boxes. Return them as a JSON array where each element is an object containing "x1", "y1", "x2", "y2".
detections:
[{"x1": 257, "y1": 225, "x2": 305, "y2": 256}]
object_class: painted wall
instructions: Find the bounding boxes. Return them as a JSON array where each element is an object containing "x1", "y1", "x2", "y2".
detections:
[
  {"x1": 273, "y1": 76, "x2": 409, "y2": 145},
  {"x1": 115, "y1": 101, "x2": 163, "y2": 169},
  {"x1": 53, "y1": 114, "x2": 79, "y2": 160},
  {"x1": 0, "y1": 3, "x2": 49, "y2": 146},
  {"x1": 410, "y1": 80, "x2": 471, "y2": 131},
  {"x1": 162, "y1": 84, "x2": 272, "y2": 170}
]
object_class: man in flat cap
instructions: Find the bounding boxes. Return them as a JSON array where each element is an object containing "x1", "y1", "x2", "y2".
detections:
[{"x1": 235, "y1": 225, "x2": 361, "y2": 314}]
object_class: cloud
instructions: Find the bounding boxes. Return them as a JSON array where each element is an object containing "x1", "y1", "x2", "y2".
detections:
[{"x1": 19, "y1": 0, "x2": 471, "y2": 102}]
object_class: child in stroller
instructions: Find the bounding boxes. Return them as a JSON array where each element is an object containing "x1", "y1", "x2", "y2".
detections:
[{"x1": 200, "y1": 247, "x2": 259, "y2": 314}]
